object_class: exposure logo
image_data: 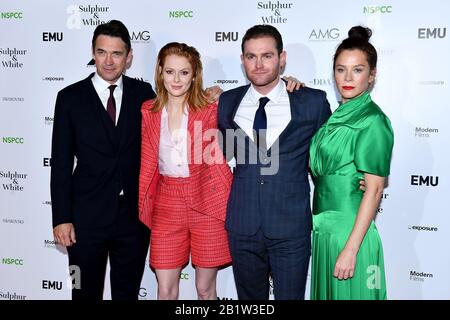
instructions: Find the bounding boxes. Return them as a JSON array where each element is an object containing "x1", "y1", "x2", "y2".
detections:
[
  {"x1": 2, "y1": 96, "x2": 24, "y2": 102},
  {"x1": 2, "y1": 258, "x2": 24, "y2": 266},
  {"x1": 1, "y1": 12, "x2": 23, "y2": 19},
  {"x1": 43, "y1": 158, "x2": 52, "y2": 167},
  {"x1": 309, "y1": 28, "x2": 340, "y2": 41},
  {"x1": 131, "y1": 31, "x2": 150, "y2": 44},
  {"x1": 408, "y1": 225, "x2": 438, "y2": 232},
  {"x1": 258, "y1": 1, "x2": 294, "y2": 24},
  {"x1": 363, "y1": 5, "x2": 392, "y2": 14},
  {"x1": 0, "y1": 290, "x2": 26, "y2": 300},
  {"x1": 214, "y1": 79, "x2": 239, "y2": 85},
  {"x1": 418, "y1": 80, "x2": 445, "y2": 86},
  {"x1": 2, "y1": 218, "x2": 24, "y2": 224},
  {"x1": 415, "y1": 126, "x2": 438, "y2": 138},
  {"x1": 44, "y1": 116, "x2": 54, "y2": 126},
  {"x1": 42, "y1": 201, "x2": 52, "y2": 206},
  {"x1": 2, "y1": 137, "x2": 24, "y2": 144},
  {"x1": 0, "y1": 48, "x2": 27, "y2": 68},
  {"x1": 42, "y1": 76, "x2": 64, "y2": 82},
  {"x1": 215, "y1": 32, "x2": 238, "y2": 42},
  {"x1": 418, "y1": 28, "x2": 446, "y2": 39},
  {"x1": 410, "y1": 270, "x2": 433, "y2": 282},
  {"x1": 169, "y1": 10, "x2": 194, "y2": 18},
  {"x1": 66, "y1": 4, "x2": 110, "y2": 29},
  {"x1": 411, "y1": 175, "x2": 439, "y2": 187},
  {"x1": 42, "y1": 280, "x2": 63, "y2": 290},
  {"x1": 0, "y1": 170, "x2": 28, "y2": 192},
  {"x1": 43, "y1": 32, "x2": 63, "y2": 42}
]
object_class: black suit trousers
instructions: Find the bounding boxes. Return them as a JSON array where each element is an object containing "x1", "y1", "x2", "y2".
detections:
[{"x1": 67, "y1": 197, "x2": 150, "y2": 300}]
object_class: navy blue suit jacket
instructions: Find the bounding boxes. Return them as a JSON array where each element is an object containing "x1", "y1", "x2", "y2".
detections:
[
  {"x1": 218, "y1": 83, "x2": 331, "y2": 238},
  {"x1": 50, "y1": 73, "x2": 156, "y2": 228}
]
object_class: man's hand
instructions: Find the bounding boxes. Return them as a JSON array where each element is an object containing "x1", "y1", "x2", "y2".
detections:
[
  {"x1": 53, "y1": 223, "x2": 76, "y2": 247},
  {"x1": 359, "y1": 179, "x2": 366, "y2": 191},
  {"x1": 282, "y1": 76, "x2": 305, "y2": 92},
  {"x1": 205, "y1": 85, "x2": 223, "y2": 102}
]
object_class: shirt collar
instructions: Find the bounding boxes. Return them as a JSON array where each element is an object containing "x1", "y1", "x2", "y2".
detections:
[
  {"x1": 92, "y1": 72, "x2": 123, "y2": 93},
  {"x1": 249, "y1": 78, "x2": 285, "y2": 105}
]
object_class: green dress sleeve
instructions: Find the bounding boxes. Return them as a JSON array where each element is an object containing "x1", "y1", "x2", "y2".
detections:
[{"x1": 354, "y1": 114, "x2": 394, "y2": 177}]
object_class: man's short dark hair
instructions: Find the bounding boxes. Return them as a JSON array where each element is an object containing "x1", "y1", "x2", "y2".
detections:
[
  {"x1": 92, "y1": 20, "x2": 131, "y2": 54},
  {"x1": 241, "y1": 24, "x2": 283, "y2": 55}
]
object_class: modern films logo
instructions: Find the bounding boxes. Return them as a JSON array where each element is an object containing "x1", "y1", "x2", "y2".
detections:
[
  {"x1": 258, "y1": 1, "x2": 294, "y2": 24},
  {"x1": 0, "y1": 170, "x2": 28, "y2": 192},
  {"x1": 414, "y1": 126, "x2": 438, "y2": 138},
  {"x1": 0, "y1": 48, "x2": 26, "y2": 68},
  {"x1": 66, "y1": 4, "x2": 110, "y2": 29},
  {"x1": 410, "y1": 270, "x2": 433, "y2": 282}
]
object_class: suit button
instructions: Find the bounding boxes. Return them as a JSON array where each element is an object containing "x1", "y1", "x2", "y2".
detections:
[{"x1": 260, "y1": 179, "x2": 265, "y2": 185}]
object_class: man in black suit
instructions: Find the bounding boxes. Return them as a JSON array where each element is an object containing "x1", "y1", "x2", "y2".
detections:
[
  {"x1": 51, "y1": 20, "x2": 156, "y2": 300},
  {"x1": 218, "y1": 25, "x2": 331, "y2": 299}
]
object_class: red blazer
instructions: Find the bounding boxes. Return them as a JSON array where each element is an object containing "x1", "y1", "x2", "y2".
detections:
[{"x1": 138, "y1": 100, "x2": 233, "y2": 230}]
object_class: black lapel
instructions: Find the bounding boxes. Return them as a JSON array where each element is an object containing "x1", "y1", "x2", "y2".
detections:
[{"x1": 117, "y1": 75, "x2": 131, "y2": 151}]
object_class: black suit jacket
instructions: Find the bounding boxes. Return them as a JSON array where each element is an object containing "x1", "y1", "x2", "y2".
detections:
[
  {"x1": 50, "y1": 73, "x2": 156, "y2": 228},
  {"x1": 218, "y1": 84, "x2": 331, "y2": 238}
]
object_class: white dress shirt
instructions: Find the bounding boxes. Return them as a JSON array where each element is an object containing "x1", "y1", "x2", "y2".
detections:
[
  {"x1": 91, "y1": 72, "x2": 123, "y2": 125},
  {"x1": 234, "y1": 79, "x2": 291, "y2": 149},
  {"x1": 158, "y1": 106, "x2": 190, "y2": 177}
]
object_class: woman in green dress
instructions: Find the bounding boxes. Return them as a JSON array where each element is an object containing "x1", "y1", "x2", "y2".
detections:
[{"x1": 309, "y1": 26, "x2": 394, "y2": 300}]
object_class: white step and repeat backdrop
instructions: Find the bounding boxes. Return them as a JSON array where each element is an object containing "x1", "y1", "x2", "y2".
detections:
[{"x1": 0, "y1": 0, "x2": 448, "y2": 300}]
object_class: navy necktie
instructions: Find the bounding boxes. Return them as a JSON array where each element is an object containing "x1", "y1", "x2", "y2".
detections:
[
  {"x1": 107, "y1": 85, "x2": 117, "y2": 124},
  {"x1": 253, "y1": 96, "x2": 270, "y2": 150}
]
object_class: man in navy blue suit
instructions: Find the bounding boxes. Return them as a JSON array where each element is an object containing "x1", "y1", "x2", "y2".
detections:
[
  {"x1": 51, "y1": 20, "x2": 156, "y2": 300},
  {"x1": 218, "y1": 24, "x2": 332, "y2": 300}
]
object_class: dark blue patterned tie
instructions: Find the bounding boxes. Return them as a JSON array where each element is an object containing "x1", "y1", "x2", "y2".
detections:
[{"x1": 253, "y1": 96, "x2": 270, "y2": 150}]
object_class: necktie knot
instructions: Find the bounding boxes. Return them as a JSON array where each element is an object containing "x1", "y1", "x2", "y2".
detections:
[
  {"x1": 108, "y1": 84, "x2": 117, "y2": 94},
  {"x1": 259, "y1": 96, "x2": 270, "y2": 109}
]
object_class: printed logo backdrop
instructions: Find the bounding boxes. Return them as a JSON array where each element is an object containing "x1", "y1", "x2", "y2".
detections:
[{"x1": 0, "y1": 0, "x2": 449, "y2": 300}]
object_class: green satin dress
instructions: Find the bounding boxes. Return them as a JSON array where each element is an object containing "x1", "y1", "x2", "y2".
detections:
[{"x1": 309, "y1": 92, "x2": 393, "y2": 300}]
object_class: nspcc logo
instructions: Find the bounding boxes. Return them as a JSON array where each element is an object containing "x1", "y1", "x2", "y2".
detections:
[
  {"x1": 2, "y1": 258, "x2": 23, "y2": 266},
  {"x1": 2, "y1": 137, "x2": 24, "y2": 144},
  {"x1": 1, "y1": 12, "x2": 23, "y2": 19},
  {"x1": 169, "y1": 11, "x2": 193, "y2": 18},
  {"x1": 363, "y1": 5, "x2": 392, "y2": 14}
]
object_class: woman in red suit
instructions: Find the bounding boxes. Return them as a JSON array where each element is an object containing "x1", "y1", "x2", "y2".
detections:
[{"x1": 138, "y1": 42, "x2": 233, "y2": 300}]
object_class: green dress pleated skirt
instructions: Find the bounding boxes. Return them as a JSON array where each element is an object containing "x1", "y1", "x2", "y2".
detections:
[{"x1": 309, "y1": 92, "x2": 393, "y2": 300}]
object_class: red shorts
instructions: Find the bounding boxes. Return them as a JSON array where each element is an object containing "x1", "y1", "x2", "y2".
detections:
[{"x1": 150, "y1": 175, "x2": 231, "y2": 269}]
